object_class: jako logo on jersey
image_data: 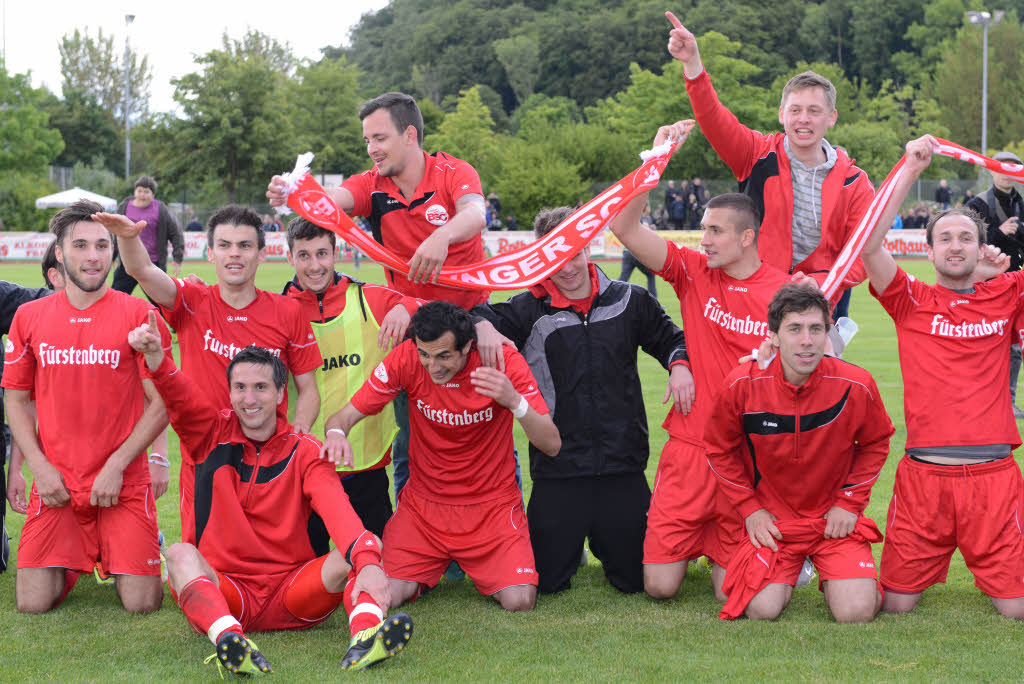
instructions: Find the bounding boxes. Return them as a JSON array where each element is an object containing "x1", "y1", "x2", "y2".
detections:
[
  {"x1": 929, "y1": 314, "x2": 1007, "y2": 339},
  {"x1": 68, "y1": 317, "x2": 92, "y2": 323},
  {"x1": 703, "y1": 297, "x2": 770, "y2": 337},
  {"x1": 38, "y1": 343, "x2": 120, "y2": 369},
  {"x1": 727, "y1": 285, "x2": 748, "y2": 292},
  {"x1": 202, "y1": 330, "x2": 282, "y2": 359},
  {"x1": 373, "y1": 362, "x2": 388, "y2": 383},
  {"x1": 322, "y1": 353, "x2": 361, "y2": 371},
  {"x1": 225, "y1": 315, "x2": 248, "y2": 322},
  {"x1": 424, "y1": 204, "x2": 450, "y2": 226},
  {"x1": 950, "y1": 299, "x2": 969, "y2": 307},
  {"x1": 416, "y1": 399, "x2": 493, "y2": 426}
]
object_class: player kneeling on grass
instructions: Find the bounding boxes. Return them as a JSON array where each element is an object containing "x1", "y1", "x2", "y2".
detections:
[
  {"x1": 128, "y1": 322, "x2": 411, "y2": 673},
  {"x1": 321, "y1": 301, "x2": 561, "y2": 613},
  {"x1": 705, "y1": 285, "x2": 894, "y2": 622}
]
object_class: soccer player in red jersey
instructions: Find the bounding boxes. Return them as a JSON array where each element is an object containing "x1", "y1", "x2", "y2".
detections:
[
  {"x1": 321, "y1": 302, "x2": 561, "y2": 612},
  {"x1": 705, "y1": 285, "x2": 893, "y2": 621},
  {"x1": 665, "y1": 13, "x2": 874, "y2": 295},
  {"x1": 861, "y1": 136, "x2": 1024, "y2": 619},
  {"x1": 608, "y1": 121, "x2": 793, "y2": 601},
  {"x1": 127, "y1": 327, "x2": 412, "y2": 673},
  {"x1": 282, "y1": 217, "x2": 423, "y2": 537},
  {"x1": 2, "y1": 200, "x2": 171, "y2": 614},
  {"x1": 267, "y1": 92, "x2": 489, "y2": 501},
  {"x1": 94, "y1": 205, "x2": 323, "y2": 545}
]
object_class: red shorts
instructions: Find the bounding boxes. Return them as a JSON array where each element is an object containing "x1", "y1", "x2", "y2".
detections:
[
  {"x1": 644, "y1": 438, "x2": 743, "y2": 567},
  {"x1": 880, "y1": 455, "x2": 1024, "y2": 599},
  {"x1": 757, "y1": 532, "x2": 879, "y2": 587},
  {"x1": 187, "y1": 557, "x2": 343, "y2": 633},
  {"x1": 17, "y1": 484, "x2": 160, "y2": 576},
  {"x1": 383, "y1": 487, "x2": 537, "y2": 596}
]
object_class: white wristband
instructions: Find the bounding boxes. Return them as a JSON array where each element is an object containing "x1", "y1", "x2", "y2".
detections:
[
  {"x1": 327, "y1": 428, "x2": 347, "y2": 439},
  {"x1": 512, "y1": 395, "x2": 529, "y2": 420},
  {"x1": 148, "y1": 453, "x2": 170, "y2": 468}
]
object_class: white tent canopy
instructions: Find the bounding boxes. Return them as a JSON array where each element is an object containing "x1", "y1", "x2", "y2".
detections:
[{"x1": 35, "y1": 187, "x2": 118, "y2": 211}]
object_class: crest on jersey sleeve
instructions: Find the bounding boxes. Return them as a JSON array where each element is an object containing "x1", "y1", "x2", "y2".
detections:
[{"x1": 374, "y1": 362, "x2": 388, "y2": 383}]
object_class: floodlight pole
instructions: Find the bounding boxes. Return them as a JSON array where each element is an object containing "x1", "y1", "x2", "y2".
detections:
[
  {"x1": 124, "y1": 14, "x2": 135, "y2": 180},
  {"x1": 966, "y1": 10, "x2": 1004, "y2": 156}
]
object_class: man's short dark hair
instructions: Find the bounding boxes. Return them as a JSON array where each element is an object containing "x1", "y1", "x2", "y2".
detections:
[
  {"x1": 781, "y1": 71, "x2": 837, "y2": 111},
  {"x1": 533, "y1": 206, "x2": 574, "y2": 239},
  {"x1": 206, "y1": 205, "x2": 266, "y2": 250},
  {"x1": 41, "y1": 239, "x2": 62, "y2": 290},
  {"x1": 134, "y1": 175, "x2": 157, "y2": 193},
  {"x1": 50, "y1": 199, "x2": 105, "y2": 246},
  {"x1": 705, "y1": 193, "x2": 762, "y2": 239},
  {"x1": 286, "y1": 217, "x2": 336, "y2": 251},
  {"x1": 227, "y1": 346, "x2": 287, "y2": 390},
  {"x1": 767, "y1": 284, "x2": 831, "y2": 333},
  {"x1": 359, "y1": 92, "x2": 424, "y2": 148},
  {"x1": 925, "y1": 207, "x2": 987, "y2": 247},
  {"x1": 410, "y1": 301, "x2": 477, "y2": 350}
]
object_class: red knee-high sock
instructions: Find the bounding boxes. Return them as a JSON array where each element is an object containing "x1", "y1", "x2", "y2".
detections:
[
  {"x1": 177, "y1": 577, "x2": 243, "y2": 645},
  {"x1": 343, "y1": 574, "x2": 384, "y2": 637}
]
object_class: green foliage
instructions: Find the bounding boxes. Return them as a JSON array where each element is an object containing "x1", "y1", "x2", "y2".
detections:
[
  {"x1": 0, "y1": 67, "x2": 64, "y2": 174},
  {"x1": 151, "y1": 30, "x2": 297, "y2": 203},
  {"x1": 425, "y1": 86, "x2": 500, "y2": 179},
  {"x1": 494, "y1": 34, "x2": 541, "y2": 106},
  {"x1": 59, "y1": 27, "x2": 152, "y2": 122},
  {"x1": 288, "y1": 56, "x2": 364, "y2": 176},
  {"x1": 46, "y1": 90, "x2": 122, "y2": 175},
  {"x1": 71, "y1": 160, "x2": 131, "y2": 200},
  {"x1": 0, "y1": 172, "x2": 58, "y2": 231},
  {"x1": 491, "y1": 138, "x2": 588, "y2": 223}
]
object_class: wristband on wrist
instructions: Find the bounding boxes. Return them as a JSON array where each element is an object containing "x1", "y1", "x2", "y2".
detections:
[
  {"x1": 345, "y1": 530, "x2": 382, "y2": 574},
  {"x1": 327, "y1": 428, "x2": 347, "y2": 439},
  {"x1": 148, "y1": 453, "x2": 170, "y2": 468},
  {"x1": 512, "y1": 395, "x2": 529, "y2": 419}
]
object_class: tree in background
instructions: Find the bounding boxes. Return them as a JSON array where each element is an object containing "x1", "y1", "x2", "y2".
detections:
[
  {"x1": 46, "y1": 90, "x2": 122, "y2": 175},
  {"x1": 287, "y1": 56, "x2": 365, "y2": 177},
  {"x1": 59, "y1": 28, "x2": 152, "y2": 125}
]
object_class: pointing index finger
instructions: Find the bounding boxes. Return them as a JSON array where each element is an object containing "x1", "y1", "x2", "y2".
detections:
[
  {"x1": 665, "y1": 11, "x2": 684, "y2": 29},
  {"x1": 148, "y1": 309, "x2": 158, "y2": 330}
]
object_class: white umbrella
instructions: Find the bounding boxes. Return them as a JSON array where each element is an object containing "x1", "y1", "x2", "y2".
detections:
[{"x1": 35, "y1": 187, "x2": 118, "y2": 211}]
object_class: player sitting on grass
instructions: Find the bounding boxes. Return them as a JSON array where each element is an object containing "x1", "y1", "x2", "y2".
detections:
[
  {"x1": 128, "y1": 322, "x2": 412, "y2": 673},
  {"x1": 321, "y1": 301, "x2": 561, "y2": 613},
  {"x1": 705, "y1": 285, "x2": 894, "y2": 622}
]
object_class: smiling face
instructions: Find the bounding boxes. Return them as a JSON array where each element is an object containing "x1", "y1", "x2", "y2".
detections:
[
  {"x1": 56, "y1": 221, "x2": 113, "y2": 294},
  {"x1": 927, "y1": 214, "x2": 981, "y2": 286},
  {"x1": 288, "y1": 234, "x2": 338, "y2": 294},
  {"x1": 363, "y1": 107, "x2": 417, "y2": 179},
  {"x1": 550, "y1": 247, "x2": 591, "y2": 300},
  {"x1": 770, "y1": 308, "x2": 829, "y2": 385},
  {"x1": 779, "y1": 86, "x2": 837, "y2": 156},
  {"x1": 228, "y1": 361, "x2": 284, "y2": 440},
  {"x1": 416, "y1": 331, "x2": 472, "y2": 385},
  {"x1": 208, "y1": 223, "x2": 265, "y2": 288}
]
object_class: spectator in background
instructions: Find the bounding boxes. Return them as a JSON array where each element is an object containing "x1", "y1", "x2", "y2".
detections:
[
  {"x1": 619, "y1": 204, "x2": 659, "y2": 299},
  {"x1": 663, "y1": 180, "x2": 682, "y2": 210},
  {"x1": 112, "y1": 175, "x2": 184, "y2": 296},
  {"x1": 488, "y1": 191, "x2": 502, "y2": 216},
  {"x1": 891, "y1": 213, "x2": 903, "y2": 230},
  {"x1": 691, "y1": 177, "x2": 709, "y2": 206},
  {"x1": 261, "y1": 214, "x2": 274, "y2": 232},
  {"x1": 667, "y1": 191, "x2": 687, "y2": 231},
  {"x1": 686, "y1": 193, "x2": 702, "y2": 230},
  {"x1": 935, "y1": 179, "x2": 952, "y2": 210},
  {"x1": 506, "y1": 214, "x2": 518, "y2": 231},
  {"x1": 185, "y1": 212, "x2": 203, "y2": 232},
  {"x1": 967, "y1": 150, "x2": 1024, "y2": 419},
  {"x1": 962, "y1": 188, "x2": 976, "y2": 206}
]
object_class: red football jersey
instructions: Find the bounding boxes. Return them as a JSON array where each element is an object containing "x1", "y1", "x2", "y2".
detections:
[
  {"x1": 871, "y1": 267, "x2": 1024, "y2": 449},
  {"x1": 2, "y1": 289, "x2": 172, "y2": 491},
  {"x1": 657, "y1": 242, "x2": 791, "y2": 445},
  {"x1": 350, "y1": 342, "x2": 546, "y2": 504},
  {"x1": 160, "y1": 279, "x2": 322, "y2": 413},
  {"x1": 343, "y1": 149, "x2": 488, "y2": 309}
]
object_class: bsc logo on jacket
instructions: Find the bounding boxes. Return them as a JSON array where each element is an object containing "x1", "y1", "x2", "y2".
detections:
[{"x1": 424, "y1": 204, "x2": 449, "y2": 226}]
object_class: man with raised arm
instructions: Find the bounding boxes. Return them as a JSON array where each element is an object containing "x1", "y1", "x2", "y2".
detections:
[
  {"x1": 282, "y1": 217, "x2": 423, "y2": 537},
  {"x1": 3, "y1": 200, "x2": 170, "y2": 613},
  {"x1": 608, "y1": 121, "x2": 792, "y2": 601},
  {"x1": 861, "y1": 136, "x2": 1024, "y2": 619},
  {"x1": 267, "y1": 91, "x2": 489, "y2": 499},
  {"x1": 321, "y1": 302, "x2": 560, "y2": 613},
  {"x1": 93, "y1": 206, "x2": 323, "y2": 545},
  {"x1": 471, "y1": 206, "x2": 690, "y2": 595},
  {"x1": 706, "y1": 284, "x2": 893, "y2": 622},
  {"x1": 665, "y1": 12, "x2": 874, "y2": 292},
  {"x1": 128, "y1": 325, "x2": 413, "y2": 673}
]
